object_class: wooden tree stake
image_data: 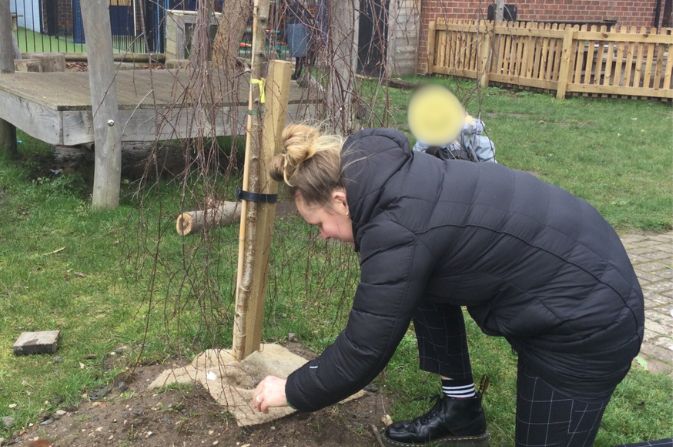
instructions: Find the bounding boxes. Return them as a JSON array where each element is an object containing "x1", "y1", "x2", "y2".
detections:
[{"x1": 232, "y1": 0, "x2": 292, "y2": 361}]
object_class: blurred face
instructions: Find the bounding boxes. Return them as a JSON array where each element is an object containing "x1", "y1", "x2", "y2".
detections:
[{"x1": 295, "y1": 189, "x2": 353, "y2": 243}]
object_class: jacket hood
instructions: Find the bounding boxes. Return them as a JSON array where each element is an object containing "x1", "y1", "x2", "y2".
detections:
[{"x1": 341, "y1": 128, "x2": 411, "y2": 249}]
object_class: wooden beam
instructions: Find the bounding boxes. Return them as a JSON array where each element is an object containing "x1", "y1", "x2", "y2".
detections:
[
  {"x1": 0, "y1": 86, "x2": 316, "y2": 146},
  {"x1": 489, "y1": 73, "x2": 558, "y2": 90},
  {"x1": 566, "y1": 82, "x2": 673, "y2": 98},
  {"x1": 59, "y1": 53, "x2": 166, "y2": 63},
  {"x1": 80, "y1": 0, "x2": 122, "y2": 209},
  {"x1": 0, "y1": 90, "x2": 62, "y2": 144},
  {"x1": 574, "y1": 31, "x2": 673, "y2": 44},
  {"x1": 0, "y1": 0, "x2": 17, "y2": 158}
]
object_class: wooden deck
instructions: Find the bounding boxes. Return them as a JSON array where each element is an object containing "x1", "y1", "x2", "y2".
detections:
[{"x1": 0, "y1": 69, "x2": 320, "y2": 146}]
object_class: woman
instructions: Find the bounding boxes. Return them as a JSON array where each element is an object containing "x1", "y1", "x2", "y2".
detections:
[{"x1": 252, "y1": 124, "x2": 644, "y2": 446}]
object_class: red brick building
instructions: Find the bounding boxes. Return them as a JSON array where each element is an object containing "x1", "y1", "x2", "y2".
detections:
[{"x1": 414, "y1": 0, "x2": 671, "y2": 72}]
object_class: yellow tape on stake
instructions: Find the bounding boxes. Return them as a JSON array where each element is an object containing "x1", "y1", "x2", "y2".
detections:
[{"x1": 250, "y1": 78, "x2": 266, "y2": 104}]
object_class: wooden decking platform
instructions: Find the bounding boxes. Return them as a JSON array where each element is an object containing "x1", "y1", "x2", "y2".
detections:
[{"x1": 0, "y1": 69, "x2": 320, "y2": 146}]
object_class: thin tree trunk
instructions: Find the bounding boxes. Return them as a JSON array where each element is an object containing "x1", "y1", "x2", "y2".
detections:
[
  {"x1": 495, "y1": 0, "x2": 505, "y2": 22},
  {"x1": 326, "y1": 0, "x2": 359, "y2": 133},
  {"x1": 212, "y1": 0, "x2": 252, "y2": 71},
  {"x1": 232, "y1": 0, "x2": 272, "y2": 361},
  {"x1": 189, "y1": 0, "x2": 215, "y2": 66}
]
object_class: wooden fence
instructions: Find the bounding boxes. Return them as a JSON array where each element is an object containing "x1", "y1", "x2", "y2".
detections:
[{"x1": 427, "y1": 20, "x2": 673, "y2": 99}]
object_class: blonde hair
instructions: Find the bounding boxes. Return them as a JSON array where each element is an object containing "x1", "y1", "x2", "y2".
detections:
[{"x1": 270, "y1": 124, "x2": 344, "y2": 205}]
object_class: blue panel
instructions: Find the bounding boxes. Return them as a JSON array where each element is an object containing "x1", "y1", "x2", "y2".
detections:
[
  {"x1": 109, "y1": 5, "x2": 133, "y2": 36},
  {"x1": 72, "y1": 0, "x2": 85, "y2": 44}
]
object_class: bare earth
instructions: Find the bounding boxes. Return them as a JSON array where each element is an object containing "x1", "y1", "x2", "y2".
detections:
[{"x1": 9, "y1": 343, "x2": 390, "y2": 447}]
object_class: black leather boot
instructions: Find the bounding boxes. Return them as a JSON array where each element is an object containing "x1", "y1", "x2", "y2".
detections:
[{"x1": 383, "y1": 394, "x2": 489, "y2": 446}]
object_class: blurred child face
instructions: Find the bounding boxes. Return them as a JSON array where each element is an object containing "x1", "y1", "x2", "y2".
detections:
[{"x1": 295, "y1": 189, "x2": 353, "y2": 243}]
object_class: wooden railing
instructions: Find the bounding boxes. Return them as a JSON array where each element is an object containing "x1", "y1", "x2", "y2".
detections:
[{"x1": 427, "y1": 20, "x2": 673, "y2": 99}]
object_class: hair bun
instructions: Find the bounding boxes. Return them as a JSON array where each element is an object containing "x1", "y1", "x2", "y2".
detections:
[
  {"x1": 269, "y1": 124, "x2": 320, "y2": 185},
  {"x1": 269, "y1": 124, "x2": 344, "y2": 202}
]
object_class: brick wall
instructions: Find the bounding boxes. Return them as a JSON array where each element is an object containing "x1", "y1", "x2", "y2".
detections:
[{"x1": 416, "y1": 0, "x2": 661, "y2": 72}]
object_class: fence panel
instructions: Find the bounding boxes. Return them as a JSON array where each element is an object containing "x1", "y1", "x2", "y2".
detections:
[
  {"x1": 9, "y1": 0, "x2": 152, "y2": 55},
  {"x1": 8, "y1": 0, "x2": 233, "y2": 56},
  {"x1": 489, "y1": 22, "x2": 565, "y2": 90},
  {"x1": 566, "y1": 26, "x2": 673, "y2": 98},
  {"x1": 427, "y1": 19, "x2": 673, "y2": 100}
]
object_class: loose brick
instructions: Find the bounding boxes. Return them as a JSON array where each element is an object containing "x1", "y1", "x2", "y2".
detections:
[{"x1": 13, "y1": 330, "x2": 60, "y2": 355}]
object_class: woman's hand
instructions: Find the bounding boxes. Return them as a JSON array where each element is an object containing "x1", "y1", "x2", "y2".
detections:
[{"x1": 252, "y1": 376, "x2": 288, "y2": 413}]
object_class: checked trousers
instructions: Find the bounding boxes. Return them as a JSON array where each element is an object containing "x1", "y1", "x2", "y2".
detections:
[{"x1": 412, "y1": 301, "x2": 614, "y2": 447}]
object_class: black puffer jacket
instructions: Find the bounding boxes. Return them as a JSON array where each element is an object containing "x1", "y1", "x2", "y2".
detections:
[{"x1": 285, "y1": 128, "x2": 644, "y2": 412}]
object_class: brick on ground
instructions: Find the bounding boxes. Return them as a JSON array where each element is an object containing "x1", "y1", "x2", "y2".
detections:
[{"x1": 13, "y1": 330, "x2": 60, "y2": 355}]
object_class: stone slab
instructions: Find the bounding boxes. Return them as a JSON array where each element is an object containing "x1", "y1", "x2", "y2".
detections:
[{"x1": 13, "y1": 330, "x2": 60, "y2": 355}]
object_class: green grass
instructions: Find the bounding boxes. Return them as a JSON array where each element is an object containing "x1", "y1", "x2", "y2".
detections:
[
  {"x1": 361, "y1": 76, "x2": 673, "y2": 231},
  {"x1": 16, "y1": 27, "x2": 86, "y2": 54},
  {"x1": 15, "y1": 27, "x2": 147, "y2": 55},
  {"x1": 1, "y1": 81, "x2": 672, "y2": 445}
]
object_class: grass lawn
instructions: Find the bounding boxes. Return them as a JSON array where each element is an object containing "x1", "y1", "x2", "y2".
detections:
[
  {"x1": 15, "y1": 27, "x2": 146, "y2": 55},
  {"x1": 16, "y1": 27, "x2": 86, "y2": 54},
  {"x1": 361, "y1": 75, "x2": 673, "y2": 231},
  {"x1": 0, "y1": 80, "x2": 671, "y2": 445}
]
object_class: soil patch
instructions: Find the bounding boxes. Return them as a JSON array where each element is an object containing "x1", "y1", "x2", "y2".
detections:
[{"x1": 9, "y1": 343, "x2": 390, "y2": 447}]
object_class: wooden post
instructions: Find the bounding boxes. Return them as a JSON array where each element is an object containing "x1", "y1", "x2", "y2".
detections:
[
  {"x1": 232, "y1": 0, "x2": 293, "y2": 360},
  {"x1": 0, "y1": 0, "x2": 17, "y2": 158},
  {"x1": 479, "y1": 23, "x2": 491, "y2": 88},
  {"x1": 556, "y1": 28, "x2": 575, "y2": 99},
  {"x1": 80, "y1": 0, "x2": 122, "y2": 209},
  {"x1": 427, "y1": 20, "x2": 436, "y2": 74},
  {"x1": 245, "y1": 60, "x2": 292, "y2": 356}
]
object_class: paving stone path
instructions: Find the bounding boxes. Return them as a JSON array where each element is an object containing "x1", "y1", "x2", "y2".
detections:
[{"x1": 620, "y1": 231, "x2": 673, "y2": 377}]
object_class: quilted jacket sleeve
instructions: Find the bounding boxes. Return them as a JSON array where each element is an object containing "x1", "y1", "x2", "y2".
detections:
[{"x1": 285, "y1": 219, "x2": 432, "y2": 411}]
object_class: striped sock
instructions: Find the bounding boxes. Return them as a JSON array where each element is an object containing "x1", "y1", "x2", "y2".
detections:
[{"x1": 441, "y1": 378, "x2": 476, "y2": 399}]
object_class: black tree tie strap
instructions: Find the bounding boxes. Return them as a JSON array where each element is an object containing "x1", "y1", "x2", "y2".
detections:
[{"x1": 236, "y1": 187, "x2": 278, "y2": 204}]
